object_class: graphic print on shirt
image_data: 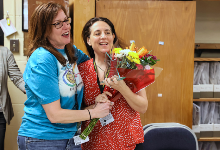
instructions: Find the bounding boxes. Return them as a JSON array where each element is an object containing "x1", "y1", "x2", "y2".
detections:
[
  {"x1": 58, "y1": 59, "x2": 83, "y2": 98},
  {"x1": 62, "y1": 63, "x2": 76, "y2": 87}
]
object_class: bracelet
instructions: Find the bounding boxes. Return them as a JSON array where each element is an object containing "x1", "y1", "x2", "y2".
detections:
[{"x1": 87, "y1": 109, "x2": 91, "y2": 120}]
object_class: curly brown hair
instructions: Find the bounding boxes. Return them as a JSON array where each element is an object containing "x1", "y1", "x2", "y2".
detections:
[{"x1": 28, "y1": 2, "x2": 77, "y2": 66}]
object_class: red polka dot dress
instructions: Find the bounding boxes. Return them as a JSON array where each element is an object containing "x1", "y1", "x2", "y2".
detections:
[{"x1": 78, "y1": 59, "x2": 144, "y2": 150}]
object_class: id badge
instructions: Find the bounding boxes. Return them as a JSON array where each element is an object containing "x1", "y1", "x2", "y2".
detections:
[
  {"x1": 99, "y1": 113, "x2": 114, "y2": 126},
  {"x1": 73, "y1": 135, "x2": 89, "y2": 145}
]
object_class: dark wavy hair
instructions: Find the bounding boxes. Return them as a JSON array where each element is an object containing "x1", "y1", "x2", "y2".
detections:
[
  {"x1": 28, "y1": 2, "x2": 77, "y2": 66},
  {"x1": 82, "y1": 17, "x2": 126, "y2": 58}
]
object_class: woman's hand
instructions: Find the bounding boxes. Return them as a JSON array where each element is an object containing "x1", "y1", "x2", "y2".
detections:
[
  {"x1": 91, "y1": 101, "x2": 114, "y2": 118},
  {"x1": 95, "y1": 91, "x2": 112, "y2": 103},
  {"x1": 101, "y1": 75, "x2": 126, "y2": 91},
  {"x1": 95, "y1": 91, "x2": 114, "y2": 110}
]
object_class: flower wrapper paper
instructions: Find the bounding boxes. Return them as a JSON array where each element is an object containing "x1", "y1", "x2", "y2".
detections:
[{"x1": 105, "y1": 59, "x2": 155, "y2": 102}]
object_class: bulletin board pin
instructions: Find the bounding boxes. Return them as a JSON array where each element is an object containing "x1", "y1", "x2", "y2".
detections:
[{"x1": 6, "y1": 11, "x2": 10, "y2": 26}]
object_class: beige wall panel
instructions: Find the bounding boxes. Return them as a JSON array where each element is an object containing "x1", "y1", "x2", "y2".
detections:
[
  {"x1": 5, "y1": 104, "x2": 25, "y2": 150},
  {"x1": 15, "y1": 16, "x2": 24, "y2": 39},
  {"x1": 15, "y1": 0, "x2": 22, "y2": 16},
  {"x1": 8, "y1": 82, "x2": 27, "y2": 104},
  {"x1": 12, "y1": 39, "x2": 28, "y2": 61},
  {"x1": 73, "y1": 0, "x2": 95, "y2": 56},
  {"x1": 96, "y1": 1, "x2": 196, "y2": 127},
  {"x1": 3, "y1": 0, "x2": 15, "y2": 16}
]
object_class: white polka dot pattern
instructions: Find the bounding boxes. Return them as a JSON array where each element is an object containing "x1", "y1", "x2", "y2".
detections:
[{"x1": 78, "y1": 59, "x2": 144, "y2": 150}]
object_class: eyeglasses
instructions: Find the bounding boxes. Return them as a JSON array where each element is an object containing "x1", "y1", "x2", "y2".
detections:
[{"x1": 51, "y1": 17, "x2": 71, "y2": 29}]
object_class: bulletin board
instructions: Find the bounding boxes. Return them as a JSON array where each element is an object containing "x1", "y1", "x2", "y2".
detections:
[{"x1": 23, "y1": 0, "x2": 69, "y2": 56}]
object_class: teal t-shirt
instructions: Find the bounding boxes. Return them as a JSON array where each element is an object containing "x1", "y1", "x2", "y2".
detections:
[{"x1": 18, "y1": 46, "x2": 89, "y2": 140}]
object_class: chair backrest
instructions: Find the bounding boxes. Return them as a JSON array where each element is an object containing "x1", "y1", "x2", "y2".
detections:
[{"x1": 136, "y1": 123, "x2": 198, "y2": 150}]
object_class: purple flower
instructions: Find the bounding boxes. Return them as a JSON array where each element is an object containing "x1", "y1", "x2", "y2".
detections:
[{"x1": 152, "y1": 56, "x2": 157, "y2": 60}]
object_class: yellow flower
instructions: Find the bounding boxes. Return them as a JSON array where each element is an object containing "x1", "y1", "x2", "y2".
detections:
[
  {"x1": 113, "y1": 48, "x2": 122, "y2": 54},
  {"x1": 133, "y1": 58, "x2": 140, "y2": 64},
  {"x1": 128, "y1": 52, "x2": 139, "y2": 59},
  {"x1": 126, "y1": 52, "x2": 140, "y2": 64},
  {"x1": 127, "y1": 56, "x2": 133, "y2": 62}
]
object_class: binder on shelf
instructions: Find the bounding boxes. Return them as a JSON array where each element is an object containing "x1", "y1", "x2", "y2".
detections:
[
  {"x1": 192, "y1": 125, "x2": 200, "y2": 139},
  {"x1": 214, "y1": 85, "x2": 220, "y2": 98},
  {"x1": 200, "y1": 124, "x2": 213, "y2": 137},
  {"x1": 193, "y1": 85, "x2": 200, "y2": 99},
  {"x1": 213, "y1": 124, "x2": 220, "y2": 137},
  {"x1": 200, "y1": 84, "x2": 214, "y2": 98}
]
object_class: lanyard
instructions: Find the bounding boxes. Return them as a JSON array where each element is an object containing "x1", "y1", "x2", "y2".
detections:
[{"x1": 93, "y1": 59, "x2": 110, "y2": 92}]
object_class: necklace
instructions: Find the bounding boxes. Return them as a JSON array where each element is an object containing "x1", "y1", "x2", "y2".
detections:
[{"x1": 96, "y1": 64, "x2": 105, "y2": 72}]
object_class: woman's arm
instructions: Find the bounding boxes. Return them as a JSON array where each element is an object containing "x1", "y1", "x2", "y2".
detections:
[
  {"x1": 6, "y1": 48, "x2": 26, "y2": 93},
  {"x1": 81, "y1": 91, "x2": 113, "y2": 110},
  {"x1": 25, "y1": 49, "x2": 111, "y2": 124},
  {"x1": 42, "y1": 99, "x2": 111, "y2": 123},
  {"x1": 103, "y1": 77, "x2": 148, "y2": 114},
  {"x1": 74, "y1": 45, "x2": 90, "y2": 65}
]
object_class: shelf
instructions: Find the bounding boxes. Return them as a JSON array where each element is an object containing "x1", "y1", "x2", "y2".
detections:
[
  {"x1": 198, "y1": 137, "x2": 220, "y2": 142},
  {"x1": 194, "y1": 58, "x2": 220, "y2": 61},
  {"x1": 193, "y1": 98, "x2": 220, "y2": 102},
  {"x1": 195, "y1": 43, "x2": 220, "y2": 49}
]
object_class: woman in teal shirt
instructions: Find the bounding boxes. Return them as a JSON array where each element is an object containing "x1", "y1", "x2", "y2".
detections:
[{"x1": 17, "y1": 2, "x2": 112, "y2": 150}]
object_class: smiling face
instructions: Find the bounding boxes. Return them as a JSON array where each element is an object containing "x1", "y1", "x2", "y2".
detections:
[
  {"x1": 87, "y1": 21, "x2": 115, "y2": 56},
  {"x1": 47, "y1": 9, "x2": 71, "y2": 49}
]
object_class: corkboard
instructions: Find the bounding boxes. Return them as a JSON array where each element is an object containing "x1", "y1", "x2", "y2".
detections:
[{"x1": 23, "y1": 0, "x2": 69, "y2": 56}]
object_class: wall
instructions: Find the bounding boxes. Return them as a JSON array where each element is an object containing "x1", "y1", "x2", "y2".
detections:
[
  {"x1": 3, "y1": 0, "x2": 28, "y2": 149},
  {"x1": 195, "y1": 1, "x2": 220, "y2": 43}
]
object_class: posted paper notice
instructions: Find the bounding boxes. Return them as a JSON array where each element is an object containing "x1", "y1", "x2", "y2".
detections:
[{"x1": 0, "y1": 19, "x2": 17, "y2": 37}]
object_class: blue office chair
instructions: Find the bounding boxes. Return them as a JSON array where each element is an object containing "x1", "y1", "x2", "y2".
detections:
[{"x1": 135, "y1": 123, "x2": 198, "y2": 150}]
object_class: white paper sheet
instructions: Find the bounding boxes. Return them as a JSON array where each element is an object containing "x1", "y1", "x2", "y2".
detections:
[{"x1": 0, "y1": 19, "x2": 17, "y2": 37}]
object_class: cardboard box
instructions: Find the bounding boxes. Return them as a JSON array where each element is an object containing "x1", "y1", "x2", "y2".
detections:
[
  {"x1": 193, "y1": 85, "x2": 200, "y2": 99},
  {"x1": 200, "y1": 84, "x2": 214, "y2": 98},
  {"x1": 200, "y1": 124, "x2": 213, "y2": 137},
  {"x1": 214, "y1": 85, "x2": 220, "y2": 98}
]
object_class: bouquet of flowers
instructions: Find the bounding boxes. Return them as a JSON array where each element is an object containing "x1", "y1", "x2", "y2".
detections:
[{"x1": 79, "y1": 42, "x2": 161, "y2": 140}]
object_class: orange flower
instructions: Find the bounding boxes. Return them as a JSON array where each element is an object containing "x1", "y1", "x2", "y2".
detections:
[
  {"x1": 129, "y1": 42, "x2": 136, "y2": 51},
  {"x1": 137, "y1": 46, "x2": 148, "y2": 57}
]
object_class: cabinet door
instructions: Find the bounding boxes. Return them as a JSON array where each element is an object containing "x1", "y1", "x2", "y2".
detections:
[{"x1": 96, "y1": 1, "x2": 196, "y2": 127}]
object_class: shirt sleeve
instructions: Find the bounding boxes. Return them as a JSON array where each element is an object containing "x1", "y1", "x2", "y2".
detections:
[
  {"x1": 6, "y1": 48, "x2": 25, "y2": 92},
  {"x1": 73, "y1": 45, "x2": 90, "y2": 65},
  {"x1": 25, "y1": 51, "x2": 60, "y2": 105}
]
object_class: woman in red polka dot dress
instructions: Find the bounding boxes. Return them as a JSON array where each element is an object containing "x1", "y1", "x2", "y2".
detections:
[{"x1": 78, "y1": 17, "x2": 148, "y2": 150}]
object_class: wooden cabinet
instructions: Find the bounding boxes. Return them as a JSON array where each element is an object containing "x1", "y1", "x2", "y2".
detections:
[
  {"x1": 95, "y1": 1, "x2": 196, "y2": 127},
  {"x1": 74, "y1": 0, "x2": 196, "y2": 128},
  {"x1": 73, "y1": 0, "x2": 220, "y2": 144}
]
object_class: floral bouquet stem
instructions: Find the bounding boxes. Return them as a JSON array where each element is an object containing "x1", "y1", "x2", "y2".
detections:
[{"x1": 79, "y1": 118, "x2": 99, "y2": 140}]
